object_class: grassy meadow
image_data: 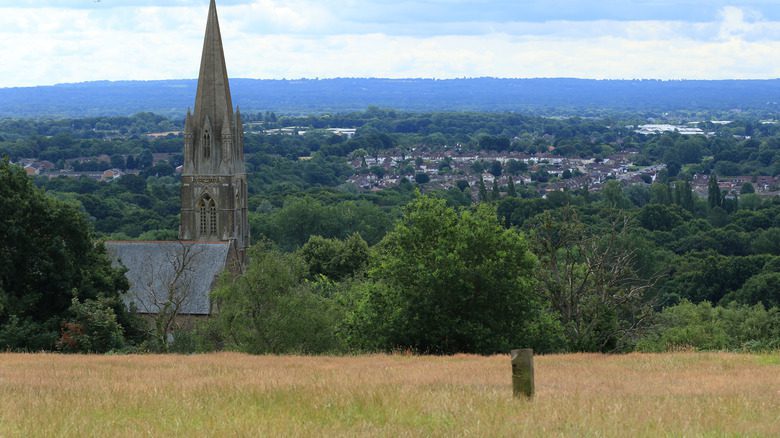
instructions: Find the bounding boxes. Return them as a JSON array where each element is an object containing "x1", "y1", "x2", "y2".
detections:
[{"x1": 0, "y1": 352, "x2": 778, "y2": 436}]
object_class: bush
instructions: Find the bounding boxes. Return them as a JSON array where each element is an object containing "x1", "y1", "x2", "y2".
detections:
[
  {"x1": 637, "y1": 301, "x2": 780, "y2": 352},
  {"x1": 212, "y1": 242, "x2": 346, "y2": 354},
  {"x1": 57, "y1": 297, "x2": 126, "y2": 353}
]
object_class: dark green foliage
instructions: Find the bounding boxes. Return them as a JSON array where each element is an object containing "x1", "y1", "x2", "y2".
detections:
[
  {"x1": 658, "y1": 253, "x2": 776, "y2": 305},
  {"x1": 602, "y1": 180, "x2": 630, "y2": 209},
  {"x1": 489, "y1": 160, "x2": 503, "y2": 177},
  {"x1": 707, "y1": 174, "x2": 722, "y2": 209},
  {"x1": 727, "y1": 272, "x2": 780, "y2": 308},
  {"x1": 414, "y1": 173, "x2": 430, "y2": 184},
  {"x1": 507, "y1": 176, "x2": 517, "y2": 197},
  {"x1": 477, "y1": 176, "x2": 489, "y2": 203},
  {"x1": 251, "y1": 197, "x2": 394, "y2": 250},
  {"x1": 299, "y1": 234, "x2": 370, "y2": 281},
  {"x1": 636, "y1": 204, "x2": 690, "y2": 231},
  {"x1": 0, "y1": 160, "x2": 132, "y2": 351},
  {"x1": 345, "y1": 196, "x2": 564, "y2": 354}
]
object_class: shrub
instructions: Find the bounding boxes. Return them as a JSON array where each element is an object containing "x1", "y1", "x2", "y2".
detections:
[
  {"x1": 57, "y1": 297, "x2": 126, "y2": 353},
  {"x1": 637, "y1": 300, "x2": 780, "y2": 352}
]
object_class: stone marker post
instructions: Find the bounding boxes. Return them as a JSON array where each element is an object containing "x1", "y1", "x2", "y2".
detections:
[{"x1": 511, "y1": 348, "x2": 534, "y2": 398}]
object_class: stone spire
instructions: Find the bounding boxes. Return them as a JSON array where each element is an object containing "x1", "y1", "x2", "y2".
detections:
[
  {"x1": 194, "y1": 0, "x2": 233, "y2": 136},
  {"x1": 180, "y1": 0, "x2": 249, "y2": 264}
]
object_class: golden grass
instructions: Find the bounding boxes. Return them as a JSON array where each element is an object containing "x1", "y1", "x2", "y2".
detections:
[{"x1": 0, "y1": 352, "x2": 779, "y2": 437}]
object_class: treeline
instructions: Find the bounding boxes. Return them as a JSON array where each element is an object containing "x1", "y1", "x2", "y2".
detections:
[{"x1": 3, "y1": 109, "x2": 780, "y2": 353}]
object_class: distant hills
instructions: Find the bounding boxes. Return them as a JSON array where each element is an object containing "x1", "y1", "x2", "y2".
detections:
[{"x1": 2, "y1": 78, "x2": 780, "y2": 118}]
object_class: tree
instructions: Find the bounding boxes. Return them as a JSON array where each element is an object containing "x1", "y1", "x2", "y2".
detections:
[
  {"x1": 477, "y1": 176, "x2": 489, "y2": 203},
  {"x1": 507, "y1": 176, "x2": 517, "y2": 197},
  {"x1": 708, "y1": 174, "x2": 722, "y2": 209},
  {"x1": 345, "y1": 196, "x2": 563, "y2": 354},
  {"x1": 57, "y1": 297, "x2": 126, "y2": 353},
  {"x1": 414, "y1": 172, "x2": 430, "y2": 185},
  {"x1": 137, "y1": 149, "x2": 154, "y2": 169},
  {"x1": 741, "y1": 182, "x2": 755, "y2": 194},
  {"x1": 135, "y1": 241, "x2": 205, "y2": 351},
  {"x1": 491, "y1": 178, "x2": 501, "y2": 201},
  {"x1": 110, "y1": 154, "x2": 126, "y2": 170},
  {"x1": 299, "y1": 234, "x2": 369, "y2": 281},
  {"x1": 0, "y1": 159, "x2": 132, "y2": 351},
  {"x1": 650, "y1": 183, "x2": 671, "y2": 205},
  {"x1": 602, "y1": 180, "x2": 630, "y2": 209},
  {"x1": 530, "y1": 207, "x2": 656, "y2": 351},
  {"x1": 212, "y1": 242, "x2": 343, "y2": 354},
  {"x1": 729, "y1": 272, "x2": 780, "y2": 308},
  {"x1": 506, "y1": 159, "x2": 527, "y2": 175},
  {"x1": 674, "y1": 180, "x2": 694, "y2": 212},
  {"x1": 489, "y1": 160, "x2": 502, "y2": 177}
]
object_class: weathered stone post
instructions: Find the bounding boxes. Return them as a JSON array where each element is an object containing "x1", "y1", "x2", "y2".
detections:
[{"x1": 511, "y1": 348, "x2": 534, "y2": 398}]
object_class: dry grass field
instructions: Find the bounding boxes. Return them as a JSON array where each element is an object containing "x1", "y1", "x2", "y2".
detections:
[{"x1": 0, "y1": 352, "x2": 779, "y2": 437}]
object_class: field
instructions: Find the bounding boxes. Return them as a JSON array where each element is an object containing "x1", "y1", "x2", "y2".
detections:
[{"x1": 0, "y1": 352, "x2": 779, "y2": 437}]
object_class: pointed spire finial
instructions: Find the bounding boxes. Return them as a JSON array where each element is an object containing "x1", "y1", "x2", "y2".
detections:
[{"x1": 194, "y1": 0, "x2": 233, "y2": 133}]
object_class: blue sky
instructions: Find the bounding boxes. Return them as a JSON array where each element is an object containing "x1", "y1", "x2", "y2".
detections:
[{"x1": 1, "y1": 1, "x2": 779, "y2": 87}]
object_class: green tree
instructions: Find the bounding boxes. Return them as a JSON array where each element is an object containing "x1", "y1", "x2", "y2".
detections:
[
  {"x1": 491, "y1": 178, "x2": 500, "y2": 201},
  {"x1": 507, "y1": 176, "x2": 517, "y2": 197},
  {"x1": 0, "y1": 160, "x2": 132, "y2": 351},
  {"x1": 708, "y1": 174, "x2": 722, "y2": 209},
  {"x1": 741, "y1": 182, "x2": 755, "y2": 194},
  {"x1": 299, "y1": 234, "x2": 369, "y2": 281},
  {"x1": 531, "y1": 208, "x2": 655, "y2": 351},
  {"x1": 212, "y1": 242, "x2": 344, "y2": 354},
  {"x1": 345, "y1": 196, "x2": 563, "y2": 354},
  {"x1": 57, "y1": 297, "x2": 126, "y2": 353},
  {"x1": 477, "y1": 176, "x2": 489, "y2": 203},
  {"x1": 489, "y1": 161, "x2": 502, "y2": 177},
  {"x1": 602, "y1": 180, "x2": 630, "y2": 209},
  {"x1": 729, "y1": 272, "x2": 780, "y2": 308},
  {"x1": 649, "y1": 183, "x2": 671, "y2": 205},
  {"x1": 414, "y1": 172, "x2": 430, "y2": 185}
]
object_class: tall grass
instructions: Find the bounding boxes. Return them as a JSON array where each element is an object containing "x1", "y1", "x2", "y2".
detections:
[{"x1": 0, "y1": 352, "x2": 778, "y2": 436}]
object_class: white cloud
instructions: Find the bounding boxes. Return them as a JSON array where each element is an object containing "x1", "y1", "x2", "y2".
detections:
[{"x1": 1, "y1": 3, "x2": 780, "y2": 87}]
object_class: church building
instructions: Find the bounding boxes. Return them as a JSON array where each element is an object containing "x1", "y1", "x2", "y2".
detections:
[{"x1": 106, "y1": 0, "x2": 248, "y2": 317}]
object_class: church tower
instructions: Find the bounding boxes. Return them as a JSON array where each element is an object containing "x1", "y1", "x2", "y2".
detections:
[{"x1": 180, "y1": 0, "x2": 249, "y2": 263}]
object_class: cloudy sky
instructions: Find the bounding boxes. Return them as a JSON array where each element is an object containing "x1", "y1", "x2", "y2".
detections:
[{"x1": 1, "y1": 1, "x2": 780, "y2": 87}]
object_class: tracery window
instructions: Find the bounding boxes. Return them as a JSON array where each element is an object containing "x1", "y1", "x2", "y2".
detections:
[
  {"x1": 209, "y1": 199, "x2": 217, "y2": 235},
  {"x1": 198, "y1": 194, "x2": 217, "y2": 237},
  {"x1": 203, "y1": 130, "x2": 211, "y2": 159}
]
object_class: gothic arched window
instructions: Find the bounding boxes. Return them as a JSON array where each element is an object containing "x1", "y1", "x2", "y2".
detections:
[
  {"x1": 209, "y1": 198, "x2": 217, "y2": 235},
  {"x1": 198, "y1": 194, "x2": 217, "y2": 237},
  {"x1": 203, "y1": 130, "x2": 211, "y2": 159}
]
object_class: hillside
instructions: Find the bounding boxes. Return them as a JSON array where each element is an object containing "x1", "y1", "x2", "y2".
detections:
[{"x1": 3, "y1": 78, "x2": 780, "y2": 118}]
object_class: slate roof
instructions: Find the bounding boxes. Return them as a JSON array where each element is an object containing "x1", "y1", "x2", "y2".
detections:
[{"x1": 105, "y1": 241, "x2": 231, "y2": 315}]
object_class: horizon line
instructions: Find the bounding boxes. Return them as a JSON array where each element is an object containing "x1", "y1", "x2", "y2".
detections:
[{"x1": 4, "y1": 76, "x2": 780, "y2": 90}]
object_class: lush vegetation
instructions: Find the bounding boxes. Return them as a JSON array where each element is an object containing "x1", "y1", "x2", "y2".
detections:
[
  {"x1": 3, "y1": 109, "x2": 780, "y2": 353},
  {"x1": 0, "y1": 160, "x2": 145, "y2": 352}
]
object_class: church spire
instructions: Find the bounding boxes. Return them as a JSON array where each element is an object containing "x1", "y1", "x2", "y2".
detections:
[
  {"x1": 194, "y1": 0, "x2": 233, "y2": 132},
  {"x1": 181, "y1": 0, "x2": 248, "y2": 259}
]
